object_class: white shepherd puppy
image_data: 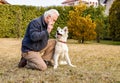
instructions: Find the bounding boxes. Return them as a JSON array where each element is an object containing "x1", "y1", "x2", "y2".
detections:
[{"x1": 53, "y1": 26, "x2": 76, "y2": 69}]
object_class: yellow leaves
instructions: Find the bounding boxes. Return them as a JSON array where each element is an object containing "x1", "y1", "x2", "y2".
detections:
[
  {"x1": 67, "y1": 4, "x2": 96, "y2": 42},
  {"x1": 74, "y1": 3, "x2": 86, "y2": 12}
]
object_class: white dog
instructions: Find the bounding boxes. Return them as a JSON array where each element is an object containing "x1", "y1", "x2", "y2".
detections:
[{"x1": 53, "y1": 26, "x2": 76, "y2": 69}]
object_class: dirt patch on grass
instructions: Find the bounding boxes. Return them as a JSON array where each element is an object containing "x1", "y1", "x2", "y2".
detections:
[{"x1": 0, "y1": 38, "x2": 120, "y2": 83}]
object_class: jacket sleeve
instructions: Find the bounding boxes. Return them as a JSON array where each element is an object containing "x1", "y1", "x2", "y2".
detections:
[{"x1": 29, "y1": 21, "x2": 49, "y2": 42}]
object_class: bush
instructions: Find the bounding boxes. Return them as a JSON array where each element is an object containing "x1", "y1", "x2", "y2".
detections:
[{"x1": 67, "y1": 4, "x2": 96, "y2": 43}]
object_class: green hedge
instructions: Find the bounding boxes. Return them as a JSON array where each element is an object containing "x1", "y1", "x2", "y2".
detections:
[
  {"x1": 0, "y1": 5, "x2": 73, "y2": 38},
  {"x1": 0, "y1": 5, "x2": 109, "y2": 40}
]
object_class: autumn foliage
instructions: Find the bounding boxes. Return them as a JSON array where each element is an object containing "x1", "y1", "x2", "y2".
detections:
[{"x1": 67, "y1": 4, "x2": 96, "y2": 43}]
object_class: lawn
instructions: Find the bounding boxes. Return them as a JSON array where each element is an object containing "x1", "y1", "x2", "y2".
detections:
[{"x1": 0, "y1": 38, "x2": 120, "y2": 83}]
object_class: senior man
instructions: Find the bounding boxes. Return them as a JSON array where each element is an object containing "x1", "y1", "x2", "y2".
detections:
[{"x1": 18, "y1": 9, "x2": 59, "y2": 71}]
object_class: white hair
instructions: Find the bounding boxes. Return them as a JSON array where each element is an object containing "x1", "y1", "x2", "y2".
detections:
[{"x1": 44, "y1": 9, "x2": 59, "y2": 18}]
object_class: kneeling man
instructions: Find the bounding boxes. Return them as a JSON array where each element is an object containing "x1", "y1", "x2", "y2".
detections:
[{"x1": 18, "y1": 9, "x2": 59, "y2": 71}]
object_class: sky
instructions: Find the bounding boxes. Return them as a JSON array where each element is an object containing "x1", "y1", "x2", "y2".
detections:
[{"x1": 6, "y1": 0, "x2": 65, "y2": 7}]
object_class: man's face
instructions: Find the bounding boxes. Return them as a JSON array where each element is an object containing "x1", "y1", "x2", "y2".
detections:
[{"x1": 47, "y1": 14, "x2": 58, "y2": 25}]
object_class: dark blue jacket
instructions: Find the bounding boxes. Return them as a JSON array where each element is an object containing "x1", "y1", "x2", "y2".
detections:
[{"x1": 21, "y1": 15, "x2": 49, "y2": 52}]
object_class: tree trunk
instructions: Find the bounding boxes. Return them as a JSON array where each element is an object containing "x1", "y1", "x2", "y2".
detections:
[
  {"x1": 96, "y1": 34, "x2": 100, "y2": 43},
  {"x1": 81, "y1": 36, "x2": 84, "y2": 43},
  {"x1": 78, "y1": 37, "x2": 84, "y2": 43}
]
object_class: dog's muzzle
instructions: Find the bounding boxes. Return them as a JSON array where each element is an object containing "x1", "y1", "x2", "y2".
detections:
[{"x1": 57, "y1": 31, "x2": 62, "y2": 36}]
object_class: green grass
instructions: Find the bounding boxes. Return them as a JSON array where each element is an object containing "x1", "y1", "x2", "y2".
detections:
[
  {"x1": 0, "y1": 38, "x2": 120, "y2": 83},
  {"x1": 82, "y1": 40, "x2": 120, "y2": 45},
  {"x1": 100, "y1": 40, "x2": 120, "y2": 45}
]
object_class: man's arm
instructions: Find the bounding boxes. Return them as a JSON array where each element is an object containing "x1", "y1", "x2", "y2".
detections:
[{"x1": 29, "y1": 22, "x2": 49, "y2": 42}]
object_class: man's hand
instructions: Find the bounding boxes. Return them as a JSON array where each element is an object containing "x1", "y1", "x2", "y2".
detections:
[
  {"x1": 47, "y1": 18, "x2": 54, "y2": 33},
  {"x1": 47, "y1": 23, "x2": 53, "y2": 33}
]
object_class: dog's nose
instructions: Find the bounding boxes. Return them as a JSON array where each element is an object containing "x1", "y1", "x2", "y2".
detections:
[{"x1": 57, "y1": 31, "x2": 59, "y2": 34}]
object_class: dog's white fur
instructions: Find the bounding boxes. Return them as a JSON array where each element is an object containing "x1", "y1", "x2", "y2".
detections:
[{"x1": 53, "y1": 26, "x2": 76, "y2": 69}]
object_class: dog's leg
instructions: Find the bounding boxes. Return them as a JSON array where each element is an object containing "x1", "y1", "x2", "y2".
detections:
[
  {"x1": 59, "y1": 53, "x2": 67, "y2": 65},
  {"x1": 65, "y1": 52, "x2": 76, "y2": 67},
  {"x1": 53, "y1": 54, "x2": 60, "y2": 69}
]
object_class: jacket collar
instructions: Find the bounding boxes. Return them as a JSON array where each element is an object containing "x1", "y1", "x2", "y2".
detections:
[
  {"x1": 41, "y1": 15, "x2": 47, "y2": 27},
  {"x1": 36, "y1": 15, "x2": 47, "y2": 28}
]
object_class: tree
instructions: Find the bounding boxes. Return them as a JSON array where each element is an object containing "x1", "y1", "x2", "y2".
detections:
[
  {"x1": 67, "y1": 4, "x2": 96, "y2": 43},
  {"x1": 84, "y1": 6, "x2": 107, "y2": 42},
  {"x1": 109, "y1": 0, "x2": 120, "y2": 41},
  {"x1": 95, "y1": 19, "x2": 104, "y2": 42}
]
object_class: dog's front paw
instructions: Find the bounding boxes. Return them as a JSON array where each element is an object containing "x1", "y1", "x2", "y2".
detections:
[
  {"x1": 54, "y1": 65, "x2": 58, "y2": 69},
  {"x1": 70, "y1": 64, "x2": 76, "y2": 67}
]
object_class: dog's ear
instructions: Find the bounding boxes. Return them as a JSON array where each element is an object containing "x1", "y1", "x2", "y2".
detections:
[
  {"x1": 63, "y1": 26, "x2": 68, "y2": 32},
  {"x1": 57, "y1": 27, "x2": 61, "y2": 30}
]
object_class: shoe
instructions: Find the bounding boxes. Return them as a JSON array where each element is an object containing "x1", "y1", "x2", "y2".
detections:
[
  {"x1": 25, "y1": 61, "x2": 35, "y2": 70},
  {"x1": 18, "y1": 57, "x2": 27, "y2": 68},
  {"x1": 44, "y1": 60, "x2": 53, "y2": 66}
]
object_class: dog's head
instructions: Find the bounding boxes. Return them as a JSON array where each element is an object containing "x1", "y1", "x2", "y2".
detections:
[{"x1": 55, "y1": 26, "x2": 68, "y2": 41}]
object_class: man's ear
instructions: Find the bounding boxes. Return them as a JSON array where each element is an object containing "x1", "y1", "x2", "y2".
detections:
[{"x1": 45, "y1": 15, "x2": 51, "y2": 24}]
